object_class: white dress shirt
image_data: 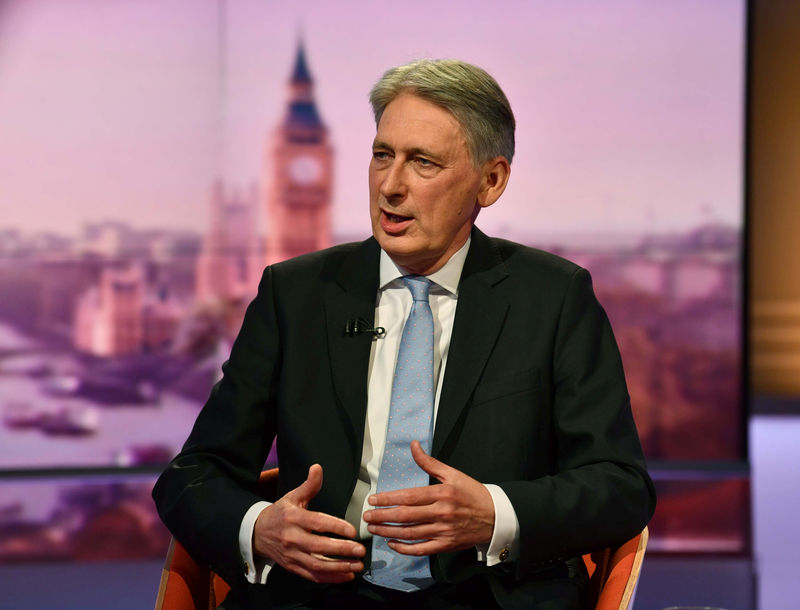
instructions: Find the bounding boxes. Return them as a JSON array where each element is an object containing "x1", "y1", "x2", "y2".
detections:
[{"x1": 240, "y1": 238, "x2": 520, "y2": 583}]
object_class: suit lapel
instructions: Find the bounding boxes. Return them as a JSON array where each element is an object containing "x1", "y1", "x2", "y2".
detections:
[
  {"x1": 432, "y1": 228, "x2": 510, "y2": 457},
  {"x1": 321, "y1": 231, "x2": 509, "y2": 461},
  {"x1": 324, "y1": 238, "x2": 381, "y2": 450}
]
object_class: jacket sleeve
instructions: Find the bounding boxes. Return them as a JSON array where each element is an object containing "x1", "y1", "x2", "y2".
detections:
[
  {"x1": 499, "y1": 267, "x2": 656, "y2": 580},
  {"x1": 152, "y1": 266, "x2": 281, "y2": 585}
]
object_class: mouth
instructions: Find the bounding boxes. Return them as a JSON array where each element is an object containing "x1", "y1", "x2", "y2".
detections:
[
  {"x1": 384, "y1": 211, "x2": 412, "y2": 223},
  {"x1": 379, "y1": 209, "x2": 414, "y2": 234}
]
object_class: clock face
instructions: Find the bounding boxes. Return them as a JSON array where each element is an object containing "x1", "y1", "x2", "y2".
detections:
[{"x1": 289, "y1": 155, "x2": 322, "y2": 185}]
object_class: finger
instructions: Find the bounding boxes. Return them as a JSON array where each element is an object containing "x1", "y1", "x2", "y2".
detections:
[
  {"x1": 297, "y1": 530, "x2": 366, "y2": 559},
  {"x1": 292, "y1": 552, "x2": 363, "y2": 573},
  {"x1": 285, "y1": 545, "x2": 364, "y2": 576},
  {"x1": 367, "y1": 484, "x2": 443, "y2": 508},
  {"x1": 311, "y1": 552, "x2": 350, "y2": 562},
  {"x1": 302, "y1": 552, "x2": 364, "y2": 573},
  {"x1": 290, "y1": 562, "x2": 359, "y2": 584},
  {"x1": 285, "y1": 464, "x2": 324, "y2": 506},
  {"x1": 387, "y1": 539, "x2": 445, "y2": 557},
  {"x1": 410, "y1": 440, "x2": 453, "y2": 482},
  {"x1": 367, "y1": 522, "x2": 439, "y2": 541},
  {"x1": 300, "y1": 509, "x2": 360, "y2": 540},
  {"x1": 363, "y1": 503, "x2": 440, "y2": 526}
]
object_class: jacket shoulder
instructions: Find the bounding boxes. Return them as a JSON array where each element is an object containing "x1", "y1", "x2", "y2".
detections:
[
  {"x1": 265, "y1": 238, "x2": 376, "y2": 281},
  {"x1": 488, "y1": 236, "x2": 584, "y2": 281}
]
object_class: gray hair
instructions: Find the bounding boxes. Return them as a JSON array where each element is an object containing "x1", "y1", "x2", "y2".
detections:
[{"x1": 369, "y1": 59, "x2": 515, "y2": 165}]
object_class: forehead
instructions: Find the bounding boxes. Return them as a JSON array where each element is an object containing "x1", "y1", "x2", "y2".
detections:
[{"x1": 375, "y1": 93, "x2": 467, "y2": 154}]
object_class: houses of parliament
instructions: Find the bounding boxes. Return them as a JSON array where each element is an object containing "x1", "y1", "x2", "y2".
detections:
[
  {"x1": 197, "y1": 40, "x2": 333, "y2": 305},
  {"x1": 73, "y1": 42, "x2": 333, "y2": 356}
]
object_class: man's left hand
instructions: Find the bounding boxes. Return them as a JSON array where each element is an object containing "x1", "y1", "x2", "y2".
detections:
[{"x1": 362, "y1": 440, "x2": 495, "y2": 556}]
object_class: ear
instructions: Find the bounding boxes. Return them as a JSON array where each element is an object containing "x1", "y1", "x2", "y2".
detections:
[{"x1": 476, "y1": 156, "x2": 511, "y2": 209}]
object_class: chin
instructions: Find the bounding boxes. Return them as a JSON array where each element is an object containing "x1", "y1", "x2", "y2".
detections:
[
  {"x1": 374, "y1": 230, "x2": 405, "y2": 249},
  {"x1": 374, "y1": 238, "x2": 411, "y2": 262},
  {"x1": 380, "y1": 243, "x2": 413, "y2": 263}
]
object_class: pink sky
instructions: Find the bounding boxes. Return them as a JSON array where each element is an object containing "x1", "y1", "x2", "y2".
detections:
[{"x1": 0, "y1": 0, "x2": 745, "y2": 241}]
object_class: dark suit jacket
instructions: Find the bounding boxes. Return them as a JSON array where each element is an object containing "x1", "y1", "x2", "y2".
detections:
[{"x1": 153, "y1": 227, "x2": 656, "y2": 609}]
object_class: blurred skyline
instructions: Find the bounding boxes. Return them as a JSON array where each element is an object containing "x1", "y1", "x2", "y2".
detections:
[
  {"x1": 0, "y1": 0, "x2": 745, "y2": 240},
  {"x1": 0, "y1": 1, "x2": 748, "y2": 562}
]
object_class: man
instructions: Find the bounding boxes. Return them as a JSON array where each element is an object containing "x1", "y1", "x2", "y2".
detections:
[{"x1": 153, "y1": 59, "x2": 656, "y2": 609}]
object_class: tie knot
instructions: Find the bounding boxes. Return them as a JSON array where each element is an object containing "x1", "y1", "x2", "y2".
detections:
[{"x1": 402, "y1": 275, "x2": 431, "y2": 302}]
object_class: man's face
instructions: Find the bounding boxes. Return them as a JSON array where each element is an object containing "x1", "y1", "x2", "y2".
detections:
[{"x1": 369, "y1": 93, "x2": 486, "y2": 275}]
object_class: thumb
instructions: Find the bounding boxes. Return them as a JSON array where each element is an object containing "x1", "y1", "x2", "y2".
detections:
[
  {"x1": 286, "y1": 463, "x2": 323, "y2": 507},
  {"x1": 410, "y1": 440, "x2": 451, "y2": 483}
]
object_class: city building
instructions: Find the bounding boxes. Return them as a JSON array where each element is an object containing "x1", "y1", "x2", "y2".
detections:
[
  {"x1": 195, "y1": 181, "x2": 260, "y2": 304},
  {"x1": 74, "y1": 265, "x2": 145, "y2": 356},
  {"x1": 263, "y1": 40, "x2": 333, "y2": 266},
  {"x1": 74, "y1": 264, "x2": 183, "y2": 357}
]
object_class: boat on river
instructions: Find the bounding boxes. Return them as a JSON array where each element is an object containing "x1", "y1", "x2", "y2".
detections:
[
  {"x1": 38, "y1": 405, "x2": 100, "y2": 436},
  {"x1": 3, "y1": 401, "x2": 41, "y2": 429}
]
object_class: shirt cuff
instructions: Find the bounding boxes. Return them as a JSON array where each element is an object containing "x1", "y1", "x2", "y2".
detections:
[
  {"x1": 475, "y1": 484, "x2": 520, "y2": 566},
  {"x1": 239, "y1": 500, "x2": 274, "y2": 584}
]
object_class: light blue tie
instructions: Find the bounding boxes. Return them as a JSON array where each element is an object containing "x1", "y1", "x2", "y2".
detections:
[{"x1": 365, "y1": 275, "x2": 436, "y2": 592}]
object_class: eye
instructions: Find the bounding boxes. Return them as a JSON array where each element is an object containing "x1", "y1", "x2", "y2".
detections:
[
  {"x1": 372, "y1": 150, "x2": 391, "y2": 161},
  {"x1": 415, "y1": 157, "x2": 434, "y2": 167}
]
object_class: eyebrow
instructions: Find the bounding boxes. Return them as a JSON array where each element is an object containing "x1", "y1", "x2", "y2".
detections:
[{"x1": 372, "y1": 140, "x2": 442, "y2": 161}]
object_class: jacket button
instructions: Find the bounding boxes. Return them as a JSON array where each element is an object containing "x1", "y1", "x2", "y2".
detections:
[{"x1": 499, "y1": 548, "x2": 510, "y2": 562}]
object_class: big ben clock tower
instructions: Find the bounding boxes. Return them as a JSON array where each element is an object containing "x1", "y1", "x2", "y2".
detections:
[{"x1": 264, "y1": 41, "x2": 333, "y2": 265}]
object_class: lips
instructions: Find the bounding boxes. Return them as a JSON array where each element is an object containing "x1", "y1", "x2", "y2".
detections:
[{"x1": 380, "y1": 209, "x2": 414, "y2": 234}]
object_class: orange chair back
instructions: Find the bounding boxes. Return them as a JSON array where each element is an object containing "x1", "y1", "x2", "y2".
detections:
[
  {"x1": 155, "y1": 469, "x2": 279, "y2": 610},
  {"x1": 583, "y1": 526, "x2": 648, "y2": 610}
]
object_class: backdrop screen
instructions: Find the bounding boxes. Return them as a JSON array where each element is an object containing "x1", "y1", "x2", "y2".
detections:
[{"x1": 0, "y1": 0, "x2": 746, "y2": 560}]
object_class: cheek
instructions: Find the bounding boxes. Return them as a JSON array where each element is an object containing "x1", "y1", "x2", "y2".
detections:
[
  {"x1": 368, "y1": 179, "x2": 380, "y2": 208},
  {"x1": 447, "y1": 187, "x2": 476, "y2": 218},
  {"x1": 455, "y1": 182, "x2": 482, "y2": 215},
  {"x1": 368, "y1": 166, "x2": 380, "y2": 195}
]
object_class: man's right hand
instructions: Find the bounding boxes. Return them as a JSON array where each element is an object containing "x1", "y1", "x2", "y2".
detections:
[{"x1": 253, "y1": 464, "x2": 366, "y2": 583}]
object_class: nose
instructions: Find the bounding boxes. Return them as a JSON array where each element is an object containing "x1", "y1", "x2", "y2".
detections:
[{"x1": 379, "y1": 159, "x2": 407, "y2": 201}]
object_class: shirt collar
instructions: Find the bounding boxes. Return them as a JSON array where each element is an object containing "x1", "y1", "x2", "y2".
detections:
[{"x1": 378, "y1": 236, "x2": 471, "y2": 296}]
